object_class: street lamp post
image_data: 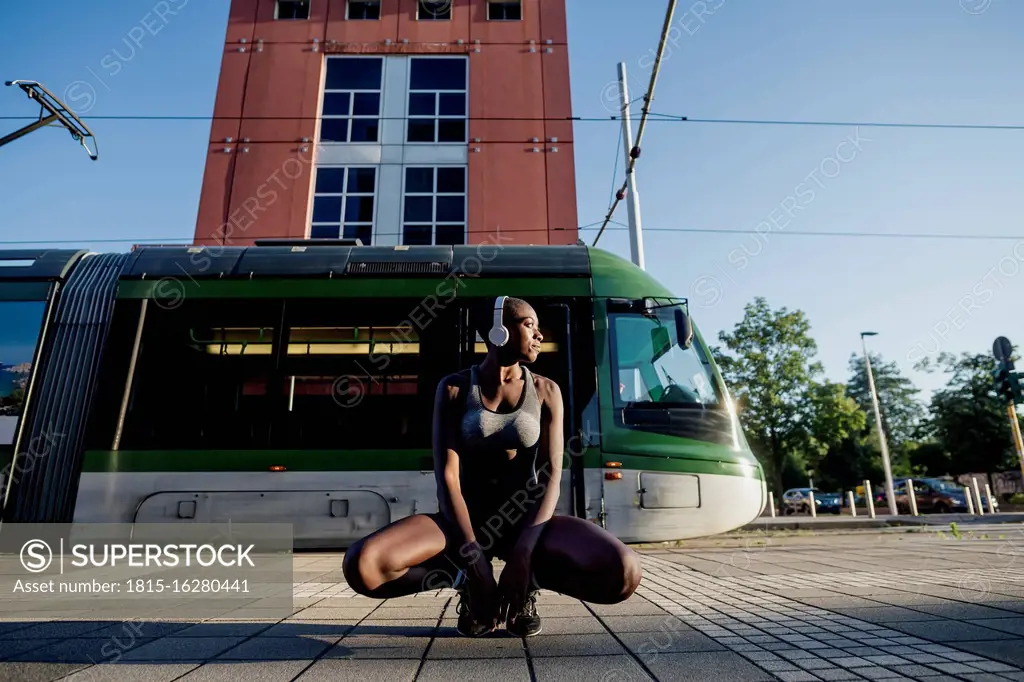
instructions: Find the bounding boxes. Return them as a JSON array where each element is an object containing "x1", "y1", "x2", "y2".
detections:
[{"x1": 861, "y1": 332, "x2": 898, "y2": 516}]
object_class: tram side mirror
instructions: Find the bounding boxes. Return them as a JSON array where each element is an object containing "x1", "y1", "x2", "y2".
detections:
[{"x1": 675, "y1": 308, "x2": 693, "y2": 349}]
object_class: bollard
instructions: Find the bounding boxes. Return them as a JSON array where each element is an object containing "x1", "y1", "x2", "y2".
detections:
[
  {"x1": 807, "y1": 490, "x2": 817, "y2": 517},
  {"x1": 847, "y1": 490, "x2": 857, "y2": 517},
  {"x1": 972, "y1": 477, "x2": 985, "y2": 516},
  {"x1": 984, "y1": 484, "x2": 997, "y2": 514},
  {"x1": 965, "y1": 486, "x2": 975, "y2": 515},
  {"x1": 768, "y1": 491, "x2": 776, "y2": 518},
  {"x1": 907, "y1": 479, "x2": 919, "y2": 516},
  {"x1": 864, "y1": 479, "x2": 875, "y2": 519}
]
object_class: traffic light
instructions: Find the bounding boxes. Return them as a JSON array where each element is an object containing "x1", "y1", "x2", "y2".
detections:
[
  {"x1": 1010, "y1": 371, "x2": 1023, "y2": 403},
  {"x1": 993, "y1": 363, "x2": 1024, "y2": 404}
]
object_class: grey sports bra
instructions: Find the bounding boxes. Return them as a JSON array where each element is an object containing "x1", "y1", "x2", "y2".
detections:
[{"x1": 460, "y1": 365, "x2": 542, "y2": 451}]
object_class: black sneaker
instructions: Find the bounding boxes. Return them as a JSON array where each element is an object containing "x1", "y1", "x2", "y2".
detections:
[
  {"x1": 455, "y1": 576, "x2": 495, "y2": 638},
  {"x1": 506, "y1": 590, "x2": 542, "y2": 637}
]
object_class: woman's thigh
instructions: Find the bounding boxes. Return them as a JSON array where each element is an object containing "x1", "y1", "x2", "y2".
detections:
[
  {"x1": 530, "y1": 516, "x2": 643, "y2": 604},
  {"x1": 343, "y1": 513, "x2": 462, "y2": 597}
]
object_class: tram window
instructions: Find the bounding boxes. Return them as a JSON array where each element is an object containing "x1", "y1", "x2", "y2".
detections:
[
  {"x1": 275, "y1": 299, "x2": 462, "y2": 450},
  {"x1": 0, "y1": 301, "x2": 46, "y2": 446},
  {"x1": 114, "y1": 300, "x2": 281, "y2": 451}
]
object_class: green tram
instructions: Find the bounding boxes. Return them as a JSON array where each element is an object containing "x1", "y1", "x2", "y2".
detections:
[{"x1": 0, "y1": 242, "x2": 766, "y2": 547}]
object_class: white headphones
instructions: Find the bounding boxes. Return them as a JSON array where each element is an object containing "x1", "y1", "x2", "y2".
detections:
[{"x1": 488, "y1": 295, "x2": 509, "y2": 347}]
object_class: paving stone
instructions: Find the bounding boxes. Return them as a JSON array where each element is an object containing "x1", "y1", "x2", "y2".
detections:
[
  {"x1": 928, "y1": 661, "x2": 986, "y2": 674},
  {"x1": 63, "y1": 663, "x2": 200, "y2": 680},
  {"x1": 216, "y1": 636, "x2": 338, "y2": 660},
  {"x1": 774, "y1": 672, "x2": 820, "y2": 682},
  {"x1": 0, "y1": 638, "x2": 60, "y2": 660},
  {"x1": 116, "y1": 637, "x2": 248, "y2": 662},
  {"x1": 834, "y1": 607, "x2": 942, "y2": 624},
  {"x1": 829, "y1": 656, "x2": 873, "y2": 668},
  {"x1": 590, "y1": 601, "x2": 668, "y2": 617},
  {"x1": 0, "y1": 662, "x2": 92, "y2": 680},
  {"x1": 288, "y1": 607, "x2": 372, "y2": 621},
  {"x1": 618, "y1": 630, "x2": 725, "y2": 654},
  {"x1": 756, "y1": 660, "x2": 801, "y2": 672},
  {"x1": 294, "y1": 658, "x2": 422, "y2": 682},
  {"x1": 795, "y1": 658, "x2": 836, "y2": 670},
  {"x1": 0, "y1": 621, "x2": 111, "y2": 640},
  {"x1": 531, "y1": 653, "x2": 652, "y2": 681},
  {"x1": 888, "y1": 663, "x2": 951, "y2": 677},
  {"x1": 169, "y1": 622, "x2": 275, "y2": 638},
  {"x1": 963, "y1": 618, "x2": 1024, "y2": 636},
  {"x1": 814, "y1": 669, "x2": 864, "y2": 681},
  {"x1": 175, "y1": 661, "x2": 311, "y2": 681},
  {"x1": 323, "y1": 635, "x2": 430, "y2": 660},
  {"x1": 427, "y1": 635, "x2": 525, "y2": 659},
  {"x1": 420, "y1": 657, "x2": 533, "y2": 681},
  {"x1": 522, "y1": 616, "x2": 609, "y2": 635},
  {"x1": 843, "y1": 665, "x2": 902, "y2": 678},
  {"x1": 601, "y1": 616, "x2": 689, "y2": 633},
  {"x1": 641, "y1": 651, "x2": 777, "y2": 681},
  {"x1": 526, "y1": 633, "x2": 627, "y2": 657},
  {"x1": 887, "y1": 620, "x2": 1022, "y2": 642}
]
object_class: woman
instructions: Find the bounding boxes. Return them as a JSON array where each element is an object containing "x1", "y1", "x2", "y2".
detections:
[{"x1": 342, "y1": 296, "x2": 642, "y2": 638}]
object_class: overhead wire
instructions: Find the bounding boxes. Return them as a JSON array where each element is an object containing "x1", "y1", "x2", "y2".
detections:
[
  {"x1": 3, "y1": 227, "x2": 1022, "y2": 248},
  {"x1": 591, "y1": 0, "x2": 678, "y2": 248},
  {"x1": 0, "y1": 114, "x2": 1020, "y2": 130}
]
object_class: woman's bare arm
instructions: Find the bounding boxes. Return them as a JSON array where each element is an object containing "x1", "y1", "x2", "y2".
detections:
[
  {"x1": 512, "y1": 377, "x2": 564, "y2": 556},
  {"x1": 432, "y1": 375, "x2": 481, "y2": 557}
]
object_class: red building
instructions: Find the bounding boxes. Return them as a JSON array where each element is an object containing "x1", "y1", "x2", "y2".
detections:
[{"x1": 193, "y1": 0, "x2": 578, "y2": 248}]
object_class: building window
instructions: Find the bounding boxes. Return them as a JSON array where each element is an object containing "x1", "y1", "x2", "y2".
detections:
[
  {"x1": 407, "y1": 57, "x2": 467, "y2": 144},
  {"x1": 275, "y1": 0, "x2": 310, "y2": 19},
  {"x1": 417, "y1": 0, "x2": 451, "y2": 21},
  {"x1": 311, "y1": 167, "x2": 377, "y2": 245},
  {"x1": 487, "y1": 1, "x2": 521, "y2": 20},
  {"x1": 402, "y1": 167, "x2": 466, "y2": 246},
  {"x1": 321, "y1": 57, "x2": 383, "y2": 143},
  {"x1": 347, "y1": 0, "x2": 381, "y2": 19}
]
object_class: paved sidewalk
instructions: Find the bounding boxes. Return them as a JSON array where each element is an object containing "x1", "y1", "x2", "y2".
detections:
[{"x1": 1, "y1": 527, "x2": 1023, "y2": 681}]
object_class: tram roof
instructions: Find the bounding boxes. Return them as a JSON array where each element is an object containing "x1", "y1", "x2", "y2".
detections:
[{"x1": 0, "y1": 243, "x2": 675, "y2": 299}]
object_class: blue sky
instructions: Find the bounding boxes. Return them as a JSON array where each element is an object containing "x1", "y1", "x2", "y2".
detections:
[{"x1": 1, "y1": 0, "x2": 1021, "y2": 403}]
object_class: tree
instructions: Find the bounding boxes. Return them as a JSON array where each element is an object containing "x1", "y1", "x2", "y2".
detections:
[
  {"x1": 845, "y1": 352, "x2": 928, "y2": 479},
  {"x1": 915, "y1": 352, "x2": 1020, "y2": 475},
  {"x1": 846, "y1": 352, "x2": 926, "y2": 448},
  {"x1": 715, "y1": 297, "x2": 867, "y2": 496}
]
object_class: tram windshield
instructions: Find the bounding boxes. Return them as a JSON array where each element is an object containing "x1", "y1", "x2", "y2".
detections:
[
  {"x1": 0, "y1": 301, "x2": 45, "y2": 445},
  {"x1": 609, "y1": 303, "x2": 723, "y2": 409}
]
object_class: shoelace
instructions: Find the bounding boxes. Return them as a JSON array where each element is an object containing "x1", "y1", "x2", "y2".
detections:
[{"x1": 510, "y1": 591, "x2": 538, "y2": 620}]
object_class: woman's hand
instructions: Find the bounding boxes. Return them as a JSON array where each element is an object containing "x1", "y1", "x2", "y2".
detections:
[
  {"x1": 497, "y1": 544, "x2": 533, "y2": 620},
  {"x1": 464, "y1": 547, "x2": 500, "y2": 626}
]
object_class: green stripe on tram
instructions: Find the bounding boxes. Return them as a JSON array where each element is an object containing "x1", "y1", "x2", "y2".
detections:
[
  {"x1": 116, "y1": 278, "x2": 592, "y2": 300},
  {"x1": 80, "y1": 449, "x2": 760, "y2": 480}
]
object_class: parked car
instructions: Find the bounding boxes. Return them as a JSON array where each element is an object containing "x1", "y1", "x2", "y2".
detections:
[
  {"x1": 782, "y1": 488, "x2": 842, "y2": 515},
  {"x1": 894, "y1": 478, "x2": 989, "y2": 514}
]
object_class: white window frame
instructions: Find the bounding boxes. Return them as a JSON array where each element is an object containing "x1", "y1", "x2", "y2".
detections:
[
  {"x1": 310, "y1": 166, "x2": 379, "y2": 244},
  {"x1": 405, "y1": 56, "x2": 468, "y2": 145},
  {"x1": 417, "y1": 0, "x2": 451, "y2": 21},
  {"x1": 312, "y1": 56, "x2": 469, "y2": 247},
  {"x1": 346, "y1": 0, "x2": 381, "y2": 20},
  {"x1": 487, "y1": 0, "x2": 522, "y2": 21},
  {"x1": 321, "y1": 56, "x2": 384, "y2": 144},
  {"x1": 400, "y1": 166, "x2": 467, "y2": 246},
  {"x1": 275, "y1": 0, "x2": 310, "y2": 20}
]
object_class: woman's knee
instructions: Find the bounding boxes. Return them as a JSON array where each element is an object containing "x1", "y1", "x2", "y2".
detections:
[
  {"x1": 617, "y1": 547, "x2": 643, "y2": 601},
  {"x1": 342, "y1": 537, "x2": 380, "y2": 596}
]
